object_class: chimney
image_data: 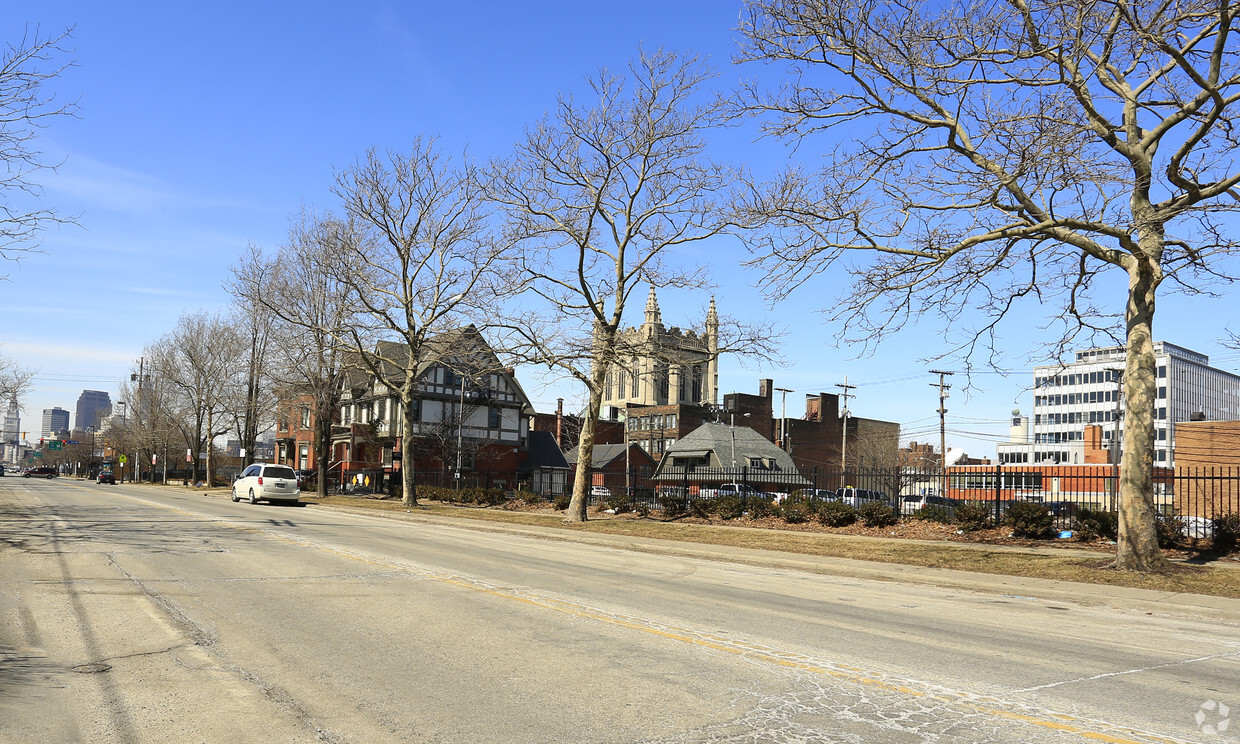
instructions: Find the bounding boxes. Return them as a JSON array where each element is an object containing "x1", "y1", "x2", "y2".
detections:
[
  {"x1": 555, "y1": 398, "x2": 563, "y2": 447},
  {"x1": 759, "y1": 379, "x2": 773, "y2": 398}
]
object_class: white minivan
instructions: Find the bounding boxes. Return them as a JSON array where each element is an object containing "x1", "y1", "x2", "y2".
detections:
[{"x1": 232, "y1": 463, "x2": 301, "y2": 505}]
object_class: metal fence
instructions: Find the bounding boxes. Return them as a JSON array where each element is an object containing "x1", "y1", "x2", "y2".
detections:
[
  {"x1": 325, "y1": 464, "x2": 1240, "y2": 534},
  {"x1": 584, "y1": 465, "x2": 1240, "y2": 532}
]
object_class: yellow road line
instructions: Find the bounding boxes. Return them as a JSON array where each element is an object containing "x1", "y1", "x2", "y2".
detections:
[{"x1": 96, "y1": 488, "x2": 1193, "y2": 744}]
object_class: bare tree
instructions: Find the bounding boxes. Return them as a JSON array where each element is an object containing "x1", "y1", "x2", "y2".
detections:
[
  {"x1": 0, "y1": 350, "x2": 33, "y2": 403},
  {"x1": 1, "y1": 26, "x2": 77, "y2": 276},
  {"x1": 738, "y1": 0, "x2": 1240, "y2": 571},
  {"x1": 332, "y1": 138, "x2": 510, "y2": 507},
  {"x1": 147, "y1": 313, "x2": 241, "y2": 486},
  {"x1": 488, "y1": 49, "x2": 771, "y2": 522},
  {"x1": 223, "y1": 243, "x2": 275, "y2": 464},
  {"x1": 230, "y1": 213, "x2": 361, "y2": 497}
]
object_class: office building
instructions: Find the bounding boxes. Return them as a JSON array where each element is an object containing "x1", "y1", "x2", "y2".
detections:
[
  {"x1": 75, "y1": 390, "x2": 112, "y2": 432},
  {"x1": 2, "y1": 397, "x2": 18, "y2": 462},
  {"x1": 998, "y1": 342, "x2": 1240, "y2": 467},
  {"x1": 41, "y1": 407, "x2": 70, "y2": 438}
]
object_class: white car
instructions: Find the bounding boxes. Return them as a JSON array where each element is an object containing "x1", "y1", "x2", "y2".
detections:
[{"x1": 232, "y1": 463, "x2": 301, "y2": 505}]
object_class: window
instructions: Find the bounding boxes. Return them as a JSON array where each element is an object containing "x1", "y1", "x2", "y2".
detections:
[
  {"x1": 666, "y1": 414, "x2": 677, "y2": 429},
  {"x1": 1158, "y1": 365, "x2": 1167, "y2": 378},
  {"x1": 1157, "y1": 386, "x2": 1166, "y2": 399},
  {"x1": 298, "y1": 445, "x2": 309, "y2": 470},
  {"x1": 489, "y1": 406, "x2": 502, "y2": 429},
  {"x1": 301, "y1": 407, "x2": 311, "y2": 428}
]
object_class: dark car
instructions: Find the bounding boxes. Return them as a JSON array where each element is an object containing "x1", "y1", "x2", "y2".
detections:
[
  {"x1": 97, "y1": 470, "x2": 116, "y2": 484},
  {"x1": 24, "y1": 466, "x2": 56, "y2": 478}
]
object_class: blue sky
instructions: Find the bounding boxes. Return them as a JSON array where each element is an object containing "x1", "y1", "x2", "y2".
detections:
[{"x1": 4, "y1": 1, "x2": 1239, "y2": 454}]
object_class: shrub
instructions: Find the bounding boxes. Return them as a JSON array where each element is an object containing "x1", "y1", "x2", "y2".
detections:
[
  {"x1": 606, "y1": 492, "x2": 632, "y2": 514},
  {"x1": 1005, "y1": 501, "x2": 1054, "y2": 538},
  {"x1": 746, "y1": 497, "x2": 774, "y2": 519},
  {"x1": 914, "y1": 505, "x2": 954, "y2": 524},
  {"x1": 953, "y1": 501, "x2": 992, "y2": 532},
  {"x1": 689, "y1": 498, "x2": 718, "y2": 519},
  {"x1": 1153, "y1": 512, "x2": 1185, "y2": 548},
  {"x1": 816, "y1": 501, "x2": 857, "y2": 527},
  {"x1": 1213, "y1": 514, "x2": 1240, "y2": 555},
  {"x1": 1074, "y1": 509, "x2": 1118, "y2": 541},
  {"x1": 521, "y1": 491, "x2": 544, "y2": 506},
  {"x1": 779, "y1": 501, "x2": 811, "y2": 524},
  {"x1": 659, "y1": 495, "x2": 687, "y2": 517},
  {"x1": 552, "y1": 493, "x2": 571, "y2": 511},
  {"x1": 715, "y1": 494, "x2": 746, "y2": 520},
  {"x1": 857, "y1": 501, "x2": 897, "y2": 528}
]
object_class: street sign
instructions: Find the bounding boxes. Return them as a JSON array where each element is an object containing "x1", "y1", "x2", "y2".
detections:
[
  {"x1": 49, "y1": 441, "x2": 62, "y2": 450},
  {"x1": 119, "y1": 455, "x2": 127, "y2": 464}
]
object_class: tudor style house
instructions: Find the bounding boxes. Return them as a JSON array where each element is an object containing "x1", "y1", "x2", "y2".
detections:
[{"x1": 329, "y1": 327, "x2": 537, "y2": 491}]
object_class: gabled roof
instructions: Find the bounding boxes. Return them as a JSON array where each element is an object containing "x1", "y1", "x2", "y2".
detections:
[
  {"x1": 341, "y1": 327, "x2": 535, "y2": 414},
  {"x1": 521, "y1": 430, "x2": 570, "y2": 471},
  {"x1": 654, "y1": 422, "x2": 807, "y2": 483},
  {"x1": 564, "y1": 442, "x2": 655, "y2": 469}
]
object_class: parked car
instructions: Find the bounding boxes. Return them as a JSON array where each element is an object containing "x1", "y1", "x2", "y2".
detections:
[
  {"x1": 231, "y1": 463, "x2": 301, "y2": 505},
  {"x1": 698, "y1": 483, "x2": 771, "y2": 499},
  {"x1": 294, "y1": 470, "x2": 316, "y2": 490},
  {"x1": 0, "y1": 464, "x2": 5, "y2": 476},
  {"x1": 900, "y1": 494, "x2": 959, "y2": 514},
  {"x1": 97, "y1": 470, "x2": 116, "y2": 485},
  {"x1": 835, "y1": 486, "x2": 890, "y2": 508},
  {"x1": 23, "y1": 466, "x2": 56, "y2": 479}
]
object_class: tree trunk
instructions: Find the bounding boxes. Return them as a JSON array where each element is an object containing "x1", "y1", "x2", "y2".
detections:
[
  {"x1": 566, "y1": 362, "x2": 610, "y2": 523},
  {"x1": 400, "y1": 390, "x2": 418, "y2": 507},
  {"x1": 1114, "y1": 257, "x2": 1170, "y2": 571},
  {"x1": 205, "y1": 409, "x2": 216, "y2": 488},
  {"x1": 315, "y1": 394, "x2": 332, "y2": 498}
]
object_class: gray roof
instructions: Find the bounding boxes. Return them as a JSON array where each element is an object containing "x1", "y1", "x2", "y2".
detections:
[
  {"x1": 522, "y1": 430, "x2": 570, "y2": 471},
  {"x1": 654, "y1": 422, "x2": 808, "y2": 484},
  {"x1": 341, "y1": 326, "x2": 534, "y2": 414},
  {"x1": 565, "y1": 442, "x2": 631, "y2": 467}
]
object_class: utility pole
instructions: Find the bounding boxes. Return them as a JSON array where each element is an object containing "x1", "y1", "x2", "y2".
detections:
[
  {"x1": 929, "y1": 370, "x2": 954, "y2": 472},
  {"x1": 774, "y1": 387, "x2": 794, "y2": 452},
  {"x1": 836, "y1": 378, "x2": 855, "y2": 472}
]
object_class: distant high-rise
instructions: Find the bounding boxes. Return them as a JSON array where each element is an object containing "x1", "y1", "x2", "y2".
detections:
[
  {"x1": 41, "y1": 407, "x2": 70, "y2": 438},
  {"x1": 75, "y1": 390, "x2": 112, "y2": 432},
  {"x1": 2, "y1": 397, "x2": 18, "y2": 461}
]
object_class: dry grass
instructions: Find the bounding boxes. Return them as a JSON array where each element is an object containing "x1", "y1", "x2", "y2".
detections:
[{"x1": 303, "y1": 495, "x2": 1240, "y2": 599}]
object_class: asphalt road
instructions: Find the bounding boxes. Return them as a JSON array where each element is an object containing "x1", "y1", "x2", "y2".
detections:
[{"x1": 1, "y1": 477, "x2": 1237, "y2": 743}]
